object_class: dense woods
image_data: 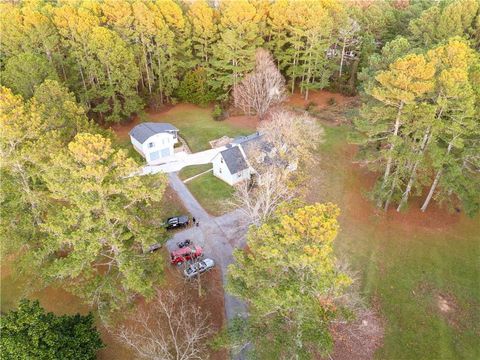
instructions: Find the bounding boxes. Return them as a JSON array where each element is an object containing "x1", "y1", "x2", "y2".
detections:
[
  {"x1": 1, "y1": 1, "x2": 480, "y2": 358},
  {"x1": 1, "y1": 82, "x2": 169, "y2": 314},
  {"x1": 4, "y1": 0, "x2": 478, "y2": 122}
]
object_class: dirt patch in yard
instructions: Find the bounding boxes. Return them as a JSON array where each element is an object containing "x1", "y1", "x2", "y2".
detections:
[
  {"x1": 108, "y1": 103, "x2": 191, "y2": 141},
  {"x1": 325, "y1": 308, "x2": 384, "y2": 360},
  {"x1": 107, "y1": 251, "x2": 227, "y2": 360},
  {"x1": 434, "y1": 292, "x2": 462, "y2": 330},
  {"x1": 109, "y1": 116, "x2": 141, "y2": 141},
  {"x1": 286, "y1": 89, "x2": 353, "y2": 109}
]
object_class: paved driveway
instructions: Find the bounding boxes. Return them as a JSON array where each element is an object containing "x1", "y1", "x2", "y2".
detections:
[
  {"x1": 141, "y1": 146, "x2": 226, "y2": 175},
  {"x1": 165, "y1": 173, "x2": 250, "y2": 359}
]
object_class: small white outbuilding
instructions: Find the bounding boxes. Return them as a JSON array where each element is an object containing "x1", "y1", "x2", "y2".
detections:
[{"x1": 129, "y1": 122, "x2": 179, "y2": 164}]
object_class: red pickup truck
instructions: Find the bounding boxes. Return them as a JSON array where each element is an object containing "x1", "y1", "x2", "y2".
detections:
[{"x1": 170, "y1": 246, "x2": 203, "y2": 265}]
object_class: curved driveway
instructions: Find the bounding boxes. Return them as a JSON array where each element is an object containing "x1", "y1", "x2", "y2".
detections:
[{"x1": 165, "y1": 173, "x2": 250, "y2": 359}]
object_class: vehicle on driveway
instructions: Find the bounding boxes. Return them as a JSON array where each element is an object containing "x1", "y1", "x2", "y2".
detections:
[
  {"x1": 184, "y1": 258, "x2": 215, "y2": 278},
  {"x1": 144, "y1": 243, "x2": 162, "y2": 253},
  {"x1": 177, "y1": 239, "x2": 192, "y2": 248},
  {"x1": 170, "y1": 246, "x2": 203, "y2": 265},
  {"x1": 165, "y1": 215, "x2": 189, "y2": 230}
]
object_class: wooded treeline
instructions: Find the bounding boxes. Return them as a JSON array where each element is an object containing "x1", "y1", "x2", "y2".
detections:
[
  {"x1": 0, "y1": 81, "x2": 169, "y2": 313},
  {"x1": 3, "y1": 0, "x2": 478, "y2": 123},
  {"x1": 353, "y1": 0, "x2": 480, "y2": 215}
]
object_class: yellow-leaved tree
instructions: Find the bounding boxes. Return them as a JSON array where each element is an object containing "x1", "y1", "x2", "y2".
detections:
[{"x1": 226, "y1": 201, "x2": 352, "y2": 359}]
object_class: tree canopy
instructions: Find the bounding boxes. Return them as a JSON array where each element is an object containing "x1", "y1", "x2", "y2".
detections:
[
  {"x1": 0, "y1": 83, "x2": 169, "y2": 314},
  {"x1": 0, "y1": 299, "x2": 103, "y2": 360},
  {"x1": 227, "y1": 201, "x2": 351, "y2": 358}
]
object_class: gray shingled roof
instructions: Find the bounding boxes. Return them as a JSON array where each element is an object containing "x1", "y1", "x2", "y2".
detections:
[
  {"x1": 232, "y1": 132, "x2": 262, "y2": 145},
  {"x1": 235, "y1": 132, "x2": 274, "y2": 157},
  {"x1": 220, "y1": 146, "x2": 249, "y2": 174},
  {"x1": 129, "y1": 122, "x2": 178, "y2": 144}
]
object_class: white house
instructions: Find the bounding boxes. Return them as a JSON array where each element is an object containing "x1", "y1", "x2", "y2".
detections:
[
  {"x1": 211, "y1": 133, "x2": 265, "y2": 186},
  {"x1": 212, "y1": 132, "x2": 298, "y2": 186},
  {"x1": 129, "y1": 122, "x2": 179, "y2": 164},
  {"x1": 212, "y1": 145, "x2": 251, "y2": 186}
]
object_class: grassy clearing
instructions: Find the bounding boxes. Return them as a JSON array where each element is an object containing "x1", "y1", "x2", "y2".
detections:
[
  {"x1": 185, "y1": 172, "x2": 234, "y2": 216},
  {"x1": 309, "y1": 122, "x2": 480, "y2": 360},
  {"x1": 179, "y1": 164, "x2": 213, "y2": 181},
  {"x1": 143, "y1": 104, "x2": 251, "y2": 153}
]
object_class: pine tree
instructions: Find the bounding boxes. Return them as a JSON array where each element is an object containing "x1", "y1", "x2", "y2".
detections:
[
  {"x1": 2, "y1": 52, "x2": 58, "y2": 98},
  {"x1": 227, "y1": 201, "x2": 351, "y2": 359},
  {"x1": 0, "y1": 81, "x2": 95, "y2": 258},
  {"x1": 188, "y1": 0, "x2": 219, "y2": 66},
  {"x1": 86, "y1": 27, "x2": 142, "y2": 122},
  {"x1": 38, "y1": 133, "x2": 168, "y2": 312},
  {"x1": 370, "y1": 54, "x2": 435, "y2": 209},
  {"x1": 209, "y1": 0, "x2": 264, "y2": 97},
  {"x1": 1, "y1": 299, "x2": 103, "y2": 359},
  {"x1": 355, "y1": 37, "x2": 480, "y2": 214},
  {"x1": 420, "y1": 39, "x2": 480, "y2": 214},
  {"x1": 409, "y1": 0, "x2": 480, "y2": 47}
]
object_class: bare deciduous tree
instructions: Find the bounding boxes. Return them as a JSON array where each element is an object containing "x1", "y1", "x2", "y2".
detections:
[
  {"x1": 116, "y1": 290, "x2": 214, "y2": 360},
  {"x1": 258, "y1": 110, "x2": 323, "y2": 165},
  {"x1": 233, "y1": 110, "x2": 323, "y2": 225},
  {"x1": 233, "y1": 49, "x2": 286, "y2": 120},
  {"x1": 233, "y1": 166, "x2": 294, "y2": 225}
]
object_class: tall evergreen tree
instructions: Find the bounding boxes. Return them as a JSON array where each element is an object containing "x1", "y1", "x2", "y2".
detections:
[
  {"x1": 419, "y1": 39, "x2": 480, "y2": 214},
  {"x1": 188, "y1": 0, "x2": 219, "y2": 66},
  {"x1": 209, "y1": 0, "x2": 264, "y2": 97},
  {"x1": 409, "y1": 0, "x2": 480, "y2": 47},
  {"x1": 86, "y1": 27, "x2": 142, "y2": 122},
  {"x1": 227, "y1": 202, "x2": 351, "y2": 359},
  {"x1": 38, "y1": 133, "x2": 167, "y2": 312},
  {"x1": 1, "y1": 52, "x2": 58, "y2": 98},
  {"x1": 354, "y1": 37, "x2": 480, "y2": 215}
]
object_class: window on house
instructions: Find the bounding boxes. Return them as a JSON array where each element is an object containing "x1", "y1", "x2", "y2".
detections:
[
  {"x1": 237, "y1": 172, "x2": 242, "y2": 178},
  {"x1": 221, "y1": 158, "x2": 224, "y2": 163},
  {"x1": 148, "y1": 142, "x2": 154, "y2": 148},
  {"x1": 219, "y1": 168, "x2": 222, "y2": 174}
]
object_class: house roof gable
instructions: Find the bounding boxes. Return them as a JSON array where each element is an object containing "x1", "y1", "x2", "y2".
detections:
[
  {"x1": 129, "y1": 122, "x2": 178, "y2": 144},
  {"x1": 219, "y1": 146, "x2": 249, "y2": 175}
]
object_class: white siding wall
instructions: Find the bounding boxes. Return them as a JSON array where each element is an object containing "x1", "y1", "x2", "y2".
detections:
[
  {"x1": 130, "y1": 136, "x2": 144, "y2": 156},
  {"x1": 212, "y1": 153, "x2": 250, "y2": 186},
  {"x1": 143, "y1": 133, "x2": 176, "y2": 164}
]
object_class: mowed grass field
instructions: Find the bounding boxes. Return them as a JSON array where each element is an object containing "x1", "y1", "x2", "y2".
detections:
[
  {"x1": 184, "y1": 171, "x2": 234, "y2": 216},
  {"x1": 310, "y1": 124, "x2": 480, "y2": 360},
  {"x1": 143, "y1": 104, "x2": 251, "y2": 152},
  {"x1": 179, "y1": 163, "x2": 213, "y2": 181}
]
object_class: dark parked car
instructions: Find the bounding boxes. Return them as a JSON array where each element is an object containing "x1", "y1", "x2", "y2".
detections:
[
  {"x1": 165, "y1": 215, "x2": 189, "y2": 230},
  {"x1": 177, "y1": 239, "x2": 192, "y2": 248}
]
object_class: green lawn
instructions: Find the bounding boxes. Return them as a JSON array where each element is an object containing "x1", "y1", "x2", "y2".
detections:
[
  {"x1": 179, "y1": 164, "x2": 213, "y2": 181},
  {"x1": 185, "y1": 171, "x2": 234, "y2": 216},
  {"x1": 143, "y1": 104, "x2": 251, "y2": 152},
  {"x1": 309, "y1": 123, "x2": 480, "y2": 360}
]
